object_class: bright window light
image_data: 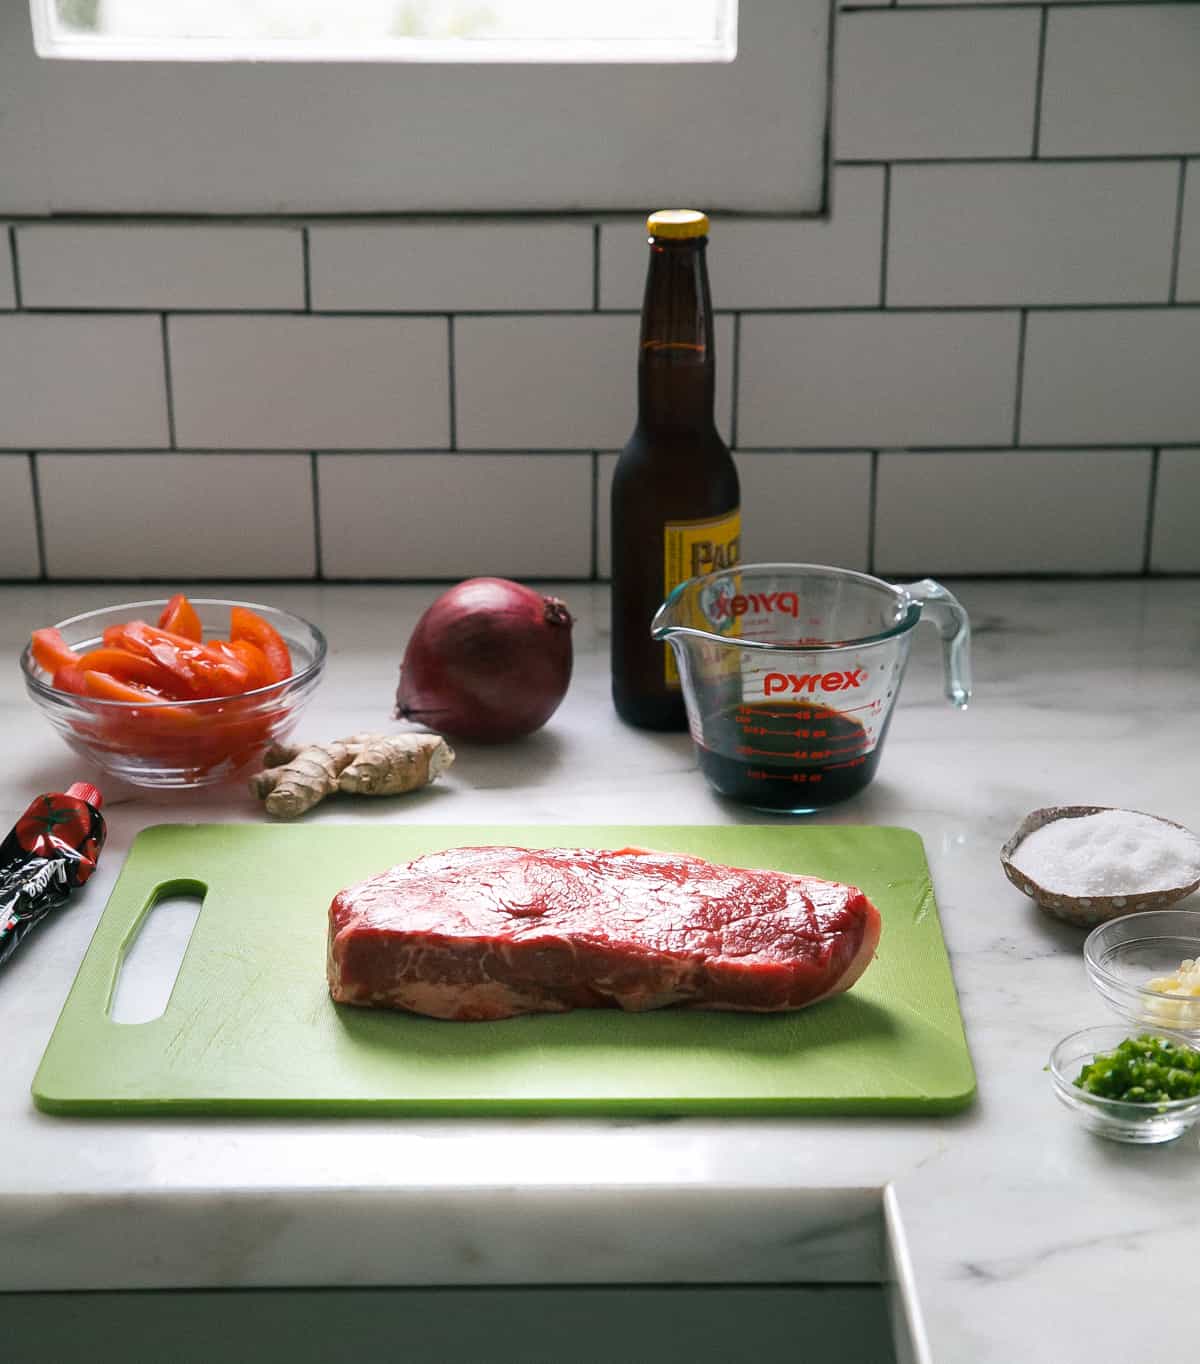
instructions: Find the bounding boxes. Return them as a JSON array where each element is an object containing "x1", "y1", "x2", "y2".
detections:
[{"x1": 35, "y1": 0, "x2": 738, "y2": 62}]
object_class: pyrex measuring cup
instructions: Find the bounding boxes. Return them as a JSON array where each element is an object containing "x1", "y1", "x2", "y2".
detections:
[{"x1": 651, "y1": 563, "x2": 971, "y2": 813}]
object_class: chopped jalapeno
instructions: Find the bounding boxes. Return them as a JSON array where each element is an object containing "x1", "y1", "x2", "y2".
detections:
[{"x1": 1074, "y1": 1034, "x2": 1200, "y2": 1104}]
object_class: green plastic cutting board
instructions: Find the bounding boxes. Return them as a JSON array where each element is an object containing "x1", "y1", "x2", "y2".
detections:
[{"x1": 33, "y1": 824, "x2": 974, "y2": 1116}]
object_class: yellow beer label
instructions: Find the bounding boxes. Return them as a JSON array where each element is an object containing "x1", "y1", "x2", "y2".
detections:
[{"x1": 662, "y1": 508, "x2": 741, "y2": 686}]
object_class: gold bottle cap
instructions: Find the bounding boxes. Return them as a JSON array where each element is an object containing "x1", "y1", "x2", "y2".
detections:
[{"x1": 646, "y1": 209, "x2": 709, "y2": 239}]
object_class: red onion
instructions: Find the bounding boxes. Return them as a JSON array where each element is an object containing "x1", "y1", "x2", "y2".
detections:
[{"x1": 395, "y1": 578, "x2": 573, "y2": 743}]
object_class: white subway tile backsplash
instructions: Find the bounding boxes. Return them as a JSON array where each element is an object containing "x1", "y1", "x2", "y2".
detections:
[
  {"x1": 16, "y1": 225, "x2": 305, "y2": 311},
  {"x1": 1150, "y1": 449, "x2": 1200, "y2": 573},
  {"x1": 875, "y1": 450, "x2": 1151, "y2": 575},
  {"x1": 169, "y1": 316, "x2": 449, "y2": 449},
  {"x1": 0, "y1": 315, "x2": 168, "y2": 449},
  {"x1": 836, "y1": 10, "x2": 1039, "y2": 160},
  {"x1": 0, "y1": 455, "x2": 39, "y2": 578},
  {"x1": 309, "y1": 222, "x2": 592, "y2": 313},
  {"x1": 318, "y1": 453, "x2": 592, "y2": 579},
  {"x1": 0, "y1": 230, "x2": 14, "y2": 309},
  {"x1": 736, "y1": 452, "x2": 872, "y2": 570},
  {"x1": 1021, "y1": 310, "x2": 1200, "y2": 446},
  {"x1": 38, "y1": 453, "x2": 315, "y2": 578},
  {"x1": 739, "y1": 312, "x2": 1019, "y2": 448},
  {"x1": 455, "y1": 313, "x2": 733, "y2": 449},
  {"x1": 1177, "y1": 163, "x2": 1200, "y2": 303},
  {"x1": 595, "y1": 451, "x2": 872, "y2": 579},
  {"x1": 889, "y1": 162, "x2": 1178, "y2": 306},
  {"x1": 599, "y1": 169, "x2": 884, "y2": 311},
  {"x1": 1041, "y1": 7, "x2": 1200, "y2": 157},
  {"x1": 0, "y1": 0, "x2": 1194, "y2": 585}
]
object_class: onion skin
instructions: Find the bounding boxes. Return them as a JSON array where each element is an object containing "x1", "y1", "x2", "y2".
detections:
[{"x1": 395, "y1": 578, "x2": 574, "y2": 743}]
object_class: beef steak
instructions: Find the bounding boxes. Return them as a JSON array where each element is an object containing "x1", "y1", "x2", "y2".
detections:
[{"x1": 327, "y1": 846, "x2": 881, "y2": 1022}]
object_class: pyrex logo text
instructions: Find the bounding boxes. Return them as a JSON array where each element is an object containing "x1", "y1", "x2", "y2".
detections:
[
  {"x1": 763, "y1": 669, "x2": 866, "y2": 695},
  {"x1": 712, "y1": 591, "x2": 801, "y2": 621}
]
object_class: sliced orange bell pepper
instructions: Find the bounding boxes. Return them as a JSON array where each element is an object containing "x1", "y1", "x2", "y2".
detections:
[{"x1": 157, "y1": 593, "x2": 203, "y2": 642}]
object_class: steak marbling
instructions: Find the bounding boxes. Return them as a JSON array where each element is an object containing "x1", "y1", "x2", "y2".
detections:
[{"x1": 327, "y1": 846, "x2": 881, "y2": 1021}]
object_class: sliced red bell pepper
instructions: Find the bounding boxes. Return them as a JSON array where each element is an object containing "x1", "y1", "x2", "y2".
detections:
[
  {"x1": 75, "y1": 646, "x2": 189, "y2": 698},
  {"x1": 229, "y1": 607, "x2": 293, "y2": 684},
  {"x1": 106, "y1": 622, "x2": 251, "y2": 698},
  {"x1": 31, "y1": 627, "x2": 80, "y2": 677},
  {"x1": 52, "y1": 663, "x2": 88, "y2": 695},
  {"x1": 157, "y1": 593, "x2": 203, "y2": 643},
  {"x1": 222, "y1": 639, "x2": 273, "y2": 690}
]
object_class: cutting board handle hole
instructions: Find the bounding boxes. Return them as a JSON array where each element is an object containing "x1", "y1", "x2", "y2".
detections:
[{"x1": 108, "y1": 880, "x2": 206, "y2": 1025}]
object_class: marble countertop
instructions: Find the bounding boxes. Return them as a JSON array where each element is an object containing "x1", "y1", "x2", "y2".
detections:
[{"x1": 2, "y1": 579, "x2": 1197, "y2": 1363}]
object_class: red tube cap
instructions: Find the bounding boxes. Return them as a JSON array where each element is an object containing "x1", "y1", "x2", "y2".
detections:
[{"x1": 65, "y1": 781, "x2": 103, "y2": 810}]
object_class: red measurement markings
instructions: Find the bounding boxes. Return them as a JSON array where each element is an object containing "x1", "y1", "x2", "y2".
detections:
[{"x1": 746, "y1": 770, "x2": 826, "y2": 783}]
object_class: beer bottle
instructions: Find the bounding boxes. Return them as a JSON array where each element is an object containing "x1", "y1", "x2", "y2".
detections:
[{"x1": 611, "y1": 209, "x2": 740, "y2": 731}]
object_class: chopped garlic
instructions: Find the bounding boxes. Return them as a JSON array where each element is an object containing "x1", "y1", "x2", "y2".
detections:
[
  {"x1": 1147, "y1": 958, "x2": 1200, "y2": 997},
  {"x1": 1144, "y1": 959, "x2": 1200, "y2": 1029}
]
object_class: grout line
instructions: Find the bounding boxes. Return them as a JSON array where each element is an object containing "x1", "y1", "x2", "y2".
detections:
[
  {"x1": 27, "y1": 452, "x2": 48, "y2": 579},
  {"x1": 1031, "y1": 7, "x2": 1049, "y2": 159},
  {"x1": 1012, "y1": 309, "x2": 1028, "y2": 446},
  {"x1": 879, "y1": 165, "x2": 891, "y2": 308},
  {"x1": 7, "y1": 225, "x2": 22, "y2": 308},
  {"x1": 5, "y1": 440, "x2": 1196, "y2": 456},
  {"x1": 592, "y1": 224, "x2": 601, "y2": 310},
  {"x1": 837, "y1": 154, "x2": 1190, "y2": 167},
  {"x1": 867, "y1": 450, "x2": 879, "y2": 576},
  {"x1": 301, "y1": 227, "x2": 312, "y2": 311},
  {"x1": 447, "y1": 316, "x2": 457, "y2": 450},
  {"x1": 5, "y1": 301, "x2": 1198, "y2": 319},
  {"x1": 590, "y1": 451, "x2": 599, "y2": 580},
  {"x1": 1168, "y1": 160, "x2": 1188, "y2": 304},
  {"x1": 310, "y1": 452, "x2": 324, "y2": 579},
  {"x1": 160, "y1": 314, "x2": 178, "y2": 449},
  {"x1": 2, "y1": 568, "x2": 1194, "y2": 588},
  {"x1": 729, "y1": 314, "x2": 741, "y2": 449},
  {"x1": 841, "y1": 0, "x2": 1197, "y2": 9},
  {"x1": 1142, "y1": 448, "x2": 1161, "y2": 574}
]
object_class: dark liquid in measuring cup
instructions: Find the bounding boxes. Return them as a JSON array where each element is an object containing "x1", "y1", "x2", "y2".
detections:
[{"x1": 697, "y1": 700, "x2": 881, "y2": 811}]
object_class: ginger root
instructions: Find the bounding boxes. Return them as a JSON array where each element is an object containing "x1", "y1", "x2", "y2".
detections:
[{"x1": 250, "y1": 731, "x2": 454, "y2": 819}]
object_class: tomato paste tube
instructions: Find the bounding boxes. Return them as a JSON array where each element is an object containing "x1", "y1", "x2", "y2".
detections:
[{"x1": 0, "y1": 782, "x2": 105, "y2": 970}]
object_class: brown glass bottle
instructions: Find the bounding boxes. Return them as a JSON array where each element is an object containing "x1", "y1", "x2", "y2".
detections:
[{"x1": 611, "y1": 210, "x2": 740, "y2": 730}]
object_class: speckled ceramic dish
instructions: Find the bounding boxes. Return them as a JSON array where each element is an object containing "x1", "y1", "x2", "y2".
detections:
[{"x1": 1001, "y1": 805, "x2": 1200, "y2": 928}]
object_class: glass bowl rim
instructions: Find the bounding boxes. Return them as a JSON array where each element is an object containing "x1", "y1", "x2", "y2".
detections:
[
  {"x1": 1083, "y1": 910, "x2": 1200, "y2": 1003},
  {"x1": 1048, "y1": 1024, "x2": 1200, "y2": 1117},
  {"x1": 20, "y1": 596, "x2": 327, "y2": 709}
]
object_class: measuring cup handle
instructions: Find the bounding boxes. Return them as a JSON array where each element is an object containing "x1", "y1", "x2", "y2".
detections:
[{"x1": 895, "y1": 579, "x2": 972, "y2": 708}]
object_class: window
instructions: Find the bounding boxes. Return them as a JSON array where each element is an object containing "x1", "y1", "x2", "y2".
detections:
[
  {"x1": 37, "y1": 0, "x2": 738, "y2": 63},
  {"x1": 4, "y1": 0, "x2": 831, "y2": 216}
]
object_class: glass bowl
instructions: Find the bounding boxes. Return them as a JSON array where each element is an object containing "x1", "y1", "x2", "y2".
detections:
[
  {"x1": 1084, "y1": 909, "x2": 1200, "y2": 1037},
  {"x1": 1048, "y1": 1024, "x2": 1200, "y2": 1144},
  {"x1": 21, "y1": 599, "x2": 326, "y2": 789}
]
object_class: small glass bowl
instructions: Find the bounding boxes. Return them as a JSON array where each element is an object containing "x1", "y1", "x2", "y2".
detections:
[
  {"x1": 1084, "y1": 910, "x2": 1200, "y2": 1038},
  {"x1": 1048, "y1": 1024, "x2": 1200, "y2": 1144},
  {"x1": 21, "y1": 599, "x2": 326, "y2": 789}
]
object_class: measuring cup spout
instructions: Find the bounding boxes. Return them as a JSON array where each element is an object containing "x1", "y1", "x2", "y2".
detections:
[{"x1": 896, "y1": 578, "x2": 972, "y2": 708}]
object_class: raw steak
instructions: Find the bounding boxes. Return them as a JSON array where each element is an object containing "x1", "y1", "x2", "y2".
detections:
[{"x1": 327, "y1": 846, "x2": 881, "y2": 1021}]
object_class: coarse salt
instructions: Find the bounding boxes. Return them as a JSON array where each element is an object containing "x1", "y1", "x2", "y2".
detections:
[{"x1": 1010, "y1": 810, "x2": 1200, "y2": 897}]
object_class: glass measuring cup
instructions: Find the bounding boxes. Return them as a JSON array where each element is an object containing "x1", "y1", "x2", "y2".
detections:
[{"x1": 651, "y1": 563, "x2": 971, "y2": 813}]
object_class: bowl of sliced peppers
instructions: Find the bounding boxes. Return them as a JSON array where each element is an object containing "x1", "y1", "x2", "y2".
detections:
[
  {"x1": 21, "y1": 596, "x2": 326, "y2": 788},
  {"x1": 1048, "y1": 1025, "x2": 1200, "y2": 1144}
]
